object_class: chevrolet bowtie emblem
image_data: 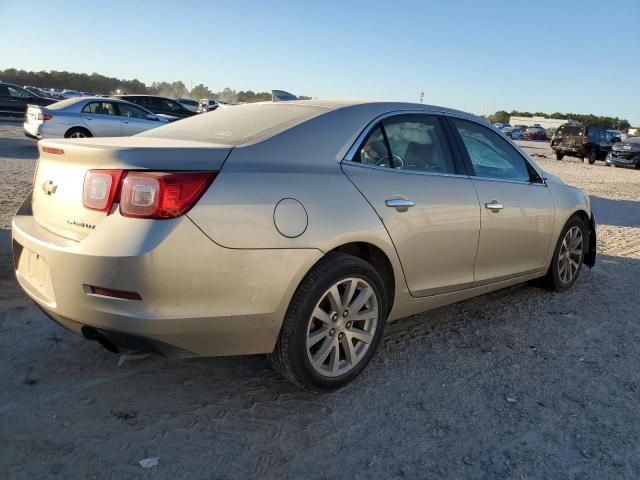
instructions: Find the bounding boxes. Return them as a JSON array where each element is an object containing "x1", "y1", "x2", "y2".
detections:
[{"x1": 42, "y1": 180, "x2": 58, "y2": 196}]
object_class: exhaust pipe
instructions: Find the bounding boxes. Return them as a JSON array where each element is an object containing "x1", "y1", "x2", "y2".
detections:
[{"x1": 81, "y1": 326, "x2": 119, "y2": 353}]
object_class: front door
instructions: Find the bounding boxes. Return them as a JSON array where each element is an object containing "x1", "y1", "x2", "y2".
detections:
[
  {"x1": 117, "y1": 102, "x2": 159, "y2": 135},
  {"x1": 342, "y1": 114, "x2": 480, "y2": 297},
  {"x1": 80, "y1": 101, "x2": 122, "y2": 137},
  {"x1": 450, "y1": 118, "x2": 555, "y2": 284}
]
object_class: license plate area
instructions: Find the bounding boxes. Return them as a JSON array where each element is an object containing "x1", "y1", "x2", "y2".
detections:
[{"x1": 15, "y1": 244, "x2": 55, "y2": 305}]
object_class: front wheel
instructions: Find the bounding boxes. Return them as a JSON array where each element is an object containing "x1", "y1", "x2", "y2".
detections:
[
  {"x1": 555, "y1": 151, "x2": 564, "y2": 161},
  {"x1": 268, "y1": 253, "x2": 388, "y2": 390},
  {"x1": 541, "y1": 216, "x2": 588, "y2": 292},
  {"x1": 588, "y1": 150, "x2": 598, "y2": 165}
]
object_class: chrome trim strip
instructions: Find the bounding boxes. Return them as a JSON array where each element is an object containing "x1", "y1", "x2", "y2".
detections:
[
  {"x1": 471, "y1": 176, "x2": 547, "y2": 187},
  {"x1": 341, "y1": 160, "x2": 471, "y2": 180}
]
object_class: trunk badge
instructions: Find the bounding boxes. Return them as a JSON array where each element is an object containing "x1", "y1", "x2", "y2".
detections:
[{"x1": 42, "y1": 180, "x2": 58, "y2": 196}]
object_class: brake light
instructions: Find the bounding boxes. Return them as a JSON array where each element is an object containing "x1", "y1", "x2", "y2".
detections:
[
  {"x1": 82, "y1": 170, "x2": 216, "y2": 219},
  {"x1": 42, "y1": 113, "x2": 53, "y2": 121}
]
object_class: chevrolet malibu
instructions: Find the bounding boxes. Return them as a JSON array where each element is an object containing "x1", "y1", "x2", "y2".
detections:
[{"x1": 12, "y1": 101, "x2": 596, "y2": 389}]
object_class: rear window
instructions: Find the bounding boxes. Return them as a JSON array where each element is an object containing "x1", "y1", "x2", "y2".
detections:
[
  {"x1": 138, "y1": 102, "x2": 328, "y2": 145},
  {"x1": 556, "y1": 125, "x2": 583, "y2": 136},
  {"x1": 47, "y1": 98, "x2": 85, "y2": 110}
]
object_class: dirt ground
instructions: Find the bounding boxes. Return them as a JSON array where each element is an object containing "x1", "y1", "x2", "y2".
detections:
[{"x1": 1, "y1": 120, "x2": 639, "y2": 479}]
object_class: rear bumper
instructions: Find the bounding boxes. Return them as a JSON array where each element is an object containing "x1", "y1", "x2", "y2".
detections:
[
  {"x1": 606, "y1": 153, "x2": 640, "y2": 167},
  {"x1": 12, "y1": 194, "x2": 322, "y2": 357},
  {"x1": 23, "y1": 122, "x2": 41, "y2": 140}
]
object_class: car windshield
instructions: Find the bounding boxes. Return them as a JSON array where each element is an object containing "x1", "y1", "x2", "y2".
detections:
[{"x1": 139, "y1": 102, "x2": 328, "y2": 145}]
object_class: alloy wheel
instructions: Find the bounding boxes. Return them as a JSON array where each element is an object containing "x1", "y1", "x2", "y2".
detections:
[
  {"x1": 558, "y1": 226, "x2": 583, "y2": 283},
  {"x1": 306, "y1": 277, "x2": 378, "y2": 377},
  {"x1": 70, "y1": 131, "x2": 86, "y2": 138}
]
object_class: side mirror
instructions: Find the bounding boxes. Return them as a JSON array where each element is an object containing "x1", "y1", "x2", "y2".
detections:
[{"x1": 146, "y1": 113, "x2": 158, "y2": 121}]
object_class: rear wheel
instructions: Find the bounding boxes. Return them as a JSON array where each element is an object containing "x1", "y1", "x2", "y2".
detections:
[
  {"x1": 268, "y1": 252, "x2": 387, "y2": 390},
  {"x1": 65, "y1": 127, "x2": 92, "y2": 139},
  {"x1": 541, "y1": 216, "x2": 588, "y2": 292},
  {"x1": 555, "y1": 151, "x2": 564, "y2": 161},
  {"x1": 588, "y1": 150, "x2": 598, "y2": 164}
]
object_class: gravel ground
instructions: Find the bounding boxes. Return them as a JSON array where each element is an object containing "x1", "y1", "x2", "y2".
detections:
[{"x1": 1, "y1": 122, "x2": 639, "y2": 479}]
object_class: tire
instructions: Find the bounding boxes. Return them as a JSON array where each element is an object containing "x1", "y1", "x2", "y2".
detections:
[
  {"x1": 64, "y1": 127, "x2": 92, "y2": 139},
  {"x1": 268, "y1": 252, "x2": 388, "y2": 390},
  {"x1": 540, "y1": 216, "x2": 588, "y2": 292},
  {"x1": 555, "y1": 151, "x2": 564, "y2": 161},
  {"x1": 588, "y1": 150, "x2": 597, "y2": 165}
]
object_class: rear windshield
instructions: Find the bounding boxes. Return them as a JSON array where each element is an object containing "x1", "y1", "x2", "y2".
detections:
[
  {"x1": 47, "y1": 98, "x2": 84, "y2": 110},
  {"x1": 556, "y1": 125, "x2": 583, "y2": 136},
  {"x1": 138, "y1": 102, "x2": 328, "y2": 145}
]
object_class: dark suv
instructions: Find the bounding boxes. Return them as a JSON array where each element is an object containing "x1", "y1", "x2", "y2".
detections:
[
  {"x1": 0, "y1": 82, "x2": 55, "y2": 116},
  {"x1": 551, "y1": 124, "x2": 616, "y2": 164},
  {"x1": 111, "y1": 95, "x2": 196, "y2": 119}
]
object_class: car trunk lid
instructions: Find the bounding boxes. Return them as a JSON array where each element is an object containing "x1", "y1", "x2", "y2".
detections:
[{"x1": 32, "y1": 137, "x2": 232, "y2": 241}]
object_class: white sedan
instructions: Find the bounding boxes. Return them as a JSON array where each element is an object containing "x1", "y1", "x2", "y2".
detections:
[{"x1": 24, "y1": 97, "x2": 175, "y2": 139}]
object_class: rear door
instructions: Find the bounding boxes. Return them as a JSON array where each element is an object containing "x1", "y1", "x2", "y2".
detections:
[
  {"x1": 342, "y1": 114, "x2": 480, "y2": 297},
  {"x1": 80, "y1": 101, "x2": 122, "y2": 136},
  {"x1": 449, "y1": 117, "x2": 555, "y2": 284},
  {"x1": 116, "y1": 102, "x2": 159, "y2": 135}
]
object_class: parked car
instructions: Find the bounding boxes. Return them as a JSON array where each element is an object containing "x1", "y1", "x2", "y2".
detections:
[
  {"x1": 510, "y1": 127, "x2": 524, "y2": 140},
  {"x1": 176, "y1": 98, "x2": 200, "y2": 112},
  {"x1": 23, "y1": 85, "x2": 52, "y2": 98},
  {"x1": 0, "y1": 82, "x2": 55, "y2": 116},
  {"x1": 61, "y1": 90, "x2": 83, "y2": 99},
  {"x1": 605, "y1": 136, "x2": 640, "y2": 168},
  {"x1": 551, "y1": 124, "x2": 612, "y2": 164},
  {"x1": 198, "y1": 98, "x2": 220, "y2": 112},
  {"x1": 23, "y1": 97, "x2": 173, "y2": 139},
  {"x1": 112, "y1": 95, "x2": 196, "y2": 119},
  {"x1": 522, "y1": 126, "x2": 547, "y2": 141},
  {"x1": 12, "y1": 100, "x2": 596, "y2": 389}
]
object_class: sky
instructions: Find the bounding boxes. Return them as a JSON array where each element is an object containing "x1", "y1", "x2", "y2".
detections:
[{"x1": 1, "y1": 0, "x2": 639, "y2": 124}]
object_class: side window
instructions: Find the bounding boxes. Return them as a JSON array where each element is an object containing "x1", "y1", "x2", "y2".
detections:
[
  {"x1": 118, "y1": 103, "x2": 149, "y2": 119},
  {"x1": 82, "y1": 102, "x2": 116, "y2": 115},
  {"x1": 383, "y1": 115, "x2": 455, "y2": 174},
  {"x1": 357, "y1": 126, "x2": 391, "y2": 167},
  {"x1": 453, "y1": 119, "x2": 532, "y2": 182},
  {"x1": 0, "y1": 85, "x2": 9, "y2": 96},
  {"x1": 8, "y1": 86, "x2": 30, "y2": 98},
  {"x1": 161, "y1": 99, "x2": 183, "y2": 112}
]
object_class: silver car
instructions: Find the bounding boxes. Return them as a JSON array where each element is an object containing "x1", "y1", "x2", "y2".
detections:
[
  {"x1": 23, "y1": 97, "x2": 173, "y2": 140},
  {"x1": 12, "y1": 101, "x2": 596, "y2": 389}
]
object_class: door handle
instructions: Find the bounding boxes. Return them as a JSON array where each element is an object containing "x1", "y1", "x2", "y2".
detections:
[
  {"x1": 485, "y1": 201, "x2": 504, "y2": 211},
  {"x1": 385, "y1": 198, "x2": 415, "y2": 211}
]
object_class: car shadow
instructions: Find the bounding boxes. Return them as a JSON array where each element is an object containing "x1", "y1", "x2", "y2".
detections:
[{"x1": 590, "y1": 196, "x2": 640, "y2": 228}]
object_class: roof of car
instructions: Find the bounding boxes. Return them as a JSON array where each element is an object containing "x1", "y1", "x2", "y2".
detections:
[{"x1": 138, "y1": 100, "x2": 483, "y2": 147}]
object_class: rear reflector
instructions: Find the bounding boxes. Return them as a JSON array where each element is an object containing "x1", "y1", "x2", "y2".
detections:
[
  {"x1": 42, "y1": 146, "x2": 64, "y2": 155},
  {"x1": 88, "y1": 285, "x2": 142, "y2": 300}
]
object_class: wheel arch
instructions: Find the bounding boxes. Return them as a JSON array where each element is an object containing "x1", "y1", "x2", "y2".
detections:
[
  {"x1": 328, "y1": 241, "x2": 396, "y2": 315},
  {"x1": 65, "y1": 125, "x2": 93, "y2": 138}
]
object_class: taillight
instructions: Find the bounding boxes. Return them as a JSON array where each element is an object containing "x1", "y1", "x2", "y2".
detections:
[
  {"x1": 42, "y1": 113, "x2": 53, "y2": 121},
  {"x1": 83, "y1": 170, "x2": 123, "y2": 211},
  {"x1": 82, "y1": 170, "x2": 215, "y2": 219}
]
